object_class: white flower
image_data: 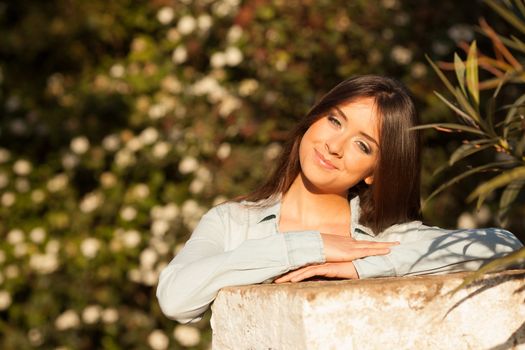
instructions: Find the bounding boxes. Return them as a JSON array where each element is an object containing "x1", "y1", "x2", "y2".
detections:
[
  {"x1": 80, "y1": 238, "x2": 101, "y2": 259},
  {"x1": 148, "y1": 330, "x2": 169, "y2": 350},
  {"x1": 127, "y1": 268, "x2": 141, "y2": 283},
  {"x1": 115, "y1": 149, "x2": 136, "y2": 168},
  {"x1": 148, "y1": 103, "x2": 169, "y2": 120},
  {"x1": 79, "y1": 192, "x2": 104, "y2": 213},
  {"x1": 140, "y1": 248, "x2": 158, "y2": 269},
  {"x1": 177, "y1": 15, "x2": 197, "y2": 35},
  {"x1": 151, "y1": 220, "x2": 169, "y2": 236},
  {"x1": 0, "y1": 171, "x2": 8, "y2": 189},
  {"x1": 13, "y1": 242, "x2": 28, "y2": 257},
  {"x1": 100, "y1": 172, "x2": 117, "y2": 188},
  {"x1": 224, "y1": 46, "x2": 243, "y2": 66},
  {"x1": 172, "y1": 46, "x2": 188, "y2": 64},
  {"x1": 227, "y1": 25, "x2": 243, "y2": 43},
  {"x1": 109, "y1": 64, "x2": 125, "y2": 78},
  {"x1": 410, "y1": 62, "x2": 427, "y2": 79},
  {"x1": 126, "y1": 137, "x2": 143, "y2": 152},
  {"x1": 457, "y1": 212, "x2": 476, "y2": 229},
  {"x1": 31, "y1": 189, "x2": 46, "y2": 203},
  {"x1": 161, "y1": 76, "x2": 182, "y2": 94},
  {"x1": 197, "y1": 14, "x2": 213, "y2": 31},
  {"x1": 70, "y1": 136, "x2": 90, "y2": 155},
  {"x1": 5, "y1": 265, "x2": 19, "y2": 279},
  {"x1": 189, "y1": 179, "x2": 205, "y2": 194},
  {"x1": 213, "y1": 195, "x2": 228, "y2": 206},
  {"x1": 152, "y1": 141, "x2": 171, "y2": 159},
  {"x1": 210, "y1": 52, "x2": 226, "y2": 68},
  {"x1": 120, "y1": 206, "x2": 137, "y2": 221},
  {"x1": 46, "y1": 239, "x2": 60, "y2": 254},
  {"x1": 381, "y1": 0, "x2": 398, "y2": 9},
  {"x1": 139, "y1": 127, "x2": 159, "y2": 145},
  {"x1": 29, "y1": 253, "x2": 59, "y2": 274},
  {"x1": 166, "y1": 28, "x2": 181, "y2": 43},
  {"x1": 0, "y1": 148, "x2": 11, "y2": 163},
  {"x1": 7, "y1": 229, "x2": 24, "y2": 245},
  {"x1": 151, "y1": 238, "x2": 169, "y2": 255},
  {"x1": 265, "y1": 142, "x2": 282, "y2": 160},
  {"x1": 61, "y1": 152, "x2": 79, "y2": 170},
  {"x1": 179, "y1": 156, "x2": 199, "y2": 174},
  {"x1": 219, "y1": 95, "x2": 241, "y2": 116},
  {"x1": 122, "y1": 229, "x2": 141, "y2": 248},
  {"x1": 448, "y1": 24, "x2": 474, "y2": 43},
  {"x1": 475, "y1": 205, "x2": 491, "y2": 225},
  {"x1": 157, "y1": 6, "x2": 174, "y2": 25},
  {"x1": 102, "y1": 134, "x2": 121, "y2": 152},
  {"x1": 1, "y1": 192, "x2": 15, "y2": 207},
  {"x1": 30, "y1": 227, "x2": 46, "y2": 244},
  {"x1": 47, "y1": 173, "x2": 68, "y2": 192},
  {"x1": 391, "y1": 45, "x2": 413, "y2": 65},
  {"x1": 27, "y1": 328, "x2": 43, "y2": 346},
  {"x1": 216, "y1": 143, "x2": 231, "y2": 160},
  {"x1": 182, "y1": 200, "x2": 205, "y2": 230},
  {"x1": 15, "y1": 178, "x2": 30, "y2": 193},
  {"x1": 0, "y1": 290, "x2": 12, "y2": 311},
  {"x1": 191, "y1": 76, "x2": 220, "y2": 96},
  {"x1": 13, "y1": 159, "x2": 32, "y2": 176},
  {"x1": 173, "y1": 325, "x2": 201, "y2": 347},
  {"x1": 163, "y1": 203, "x2": 179, "y2": 220},
  {"x1": 102, "y1": 308, "x2": 119, "y2": 324},
  {"x1": 132, "y1": 183, "x2": 150, "y2": 199},
  {"x1": 82, "y1": 305, "x2": 102, "y2": 324},
  {"x1": 55, "y1": 310, "x2": 80, "y2": 330},
  {"x1": 238, "y1": 79, "x2": 259, "y2": 96},
  {"x1": 141, "y1": 270, "x2": 158, "y2": 286}
]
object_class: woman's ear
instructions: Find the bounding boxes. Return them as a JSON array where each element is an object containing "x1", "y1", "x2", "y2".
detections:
[{"x1": 364, "y1": 175, "x2": 374, "y2": 185}]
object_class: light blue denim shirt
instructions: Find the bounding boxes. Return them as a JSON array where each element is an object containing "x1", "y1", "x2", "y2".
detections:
[{"x1": 156, "y1": 196, "x2": 523, "y2": 323}]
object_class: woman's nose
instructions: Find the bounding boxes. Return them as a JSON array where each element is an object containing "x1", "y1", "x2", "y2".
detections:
[{"x1": 325, "y1": 136, "x2": 344, "y2": 158}]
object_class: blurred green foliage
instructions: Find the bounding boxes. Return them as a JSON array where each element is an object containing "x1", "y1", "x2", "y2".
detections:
[{"x1": 0, "y1": 0, "x2": 521, "y2": 349}]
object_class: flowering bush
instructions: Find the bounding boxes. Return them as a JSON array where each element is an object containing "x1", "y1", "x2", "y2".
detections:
[{"x1": 0, "y1": 0, "x2": 495, "y2": 348}]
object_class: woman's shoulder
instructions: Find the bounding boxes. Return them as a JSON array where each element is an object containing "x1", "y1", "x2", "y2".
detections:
[{"x1": 208, "y1": 197, "x2": 280, "y2": 226}]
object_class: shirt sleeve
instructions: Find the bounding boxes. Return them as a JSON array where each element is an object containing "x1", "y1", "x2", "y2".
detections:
[
  {"x1": 156, "y1": 206, "x2": 325, "y2": 323},
  {"x1": 353, "y1": 225, "x2": 523, "y2": 279}
]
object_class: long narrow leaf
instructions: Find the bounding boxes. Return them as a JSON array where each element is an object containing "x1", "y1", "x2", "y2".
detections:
[
  {"x1": 449, "y1": 247, "x2": 525, "y2": 295},
  {"x1": 454, "y1": 53, "x2": 467, "y2": 96},
  {"x1": 515, "y1": 0, "x2": 525, "y2": 19},
  {"x1": 484, "y1": 0, "x2": 525, "y2": 35},
  {"x1": 434, "y1": 91, "x2": 479, "y2": 126},
  {"x1": 449, "y1": 143, "x2": 496, "y2": 165},
  {"x1": 504, "y1": 94, "x2": 525, "y2": 138},
  {"x1": 499, "y1": 180, "x2": 524, "y2": 216},
  {"x1": 426, "y1": 55, "x2": 457, "y2": 96},
  {"x1": 468, "y1": 166, "x2": 525, "y2": 203},
  {"x1": 423, "y1": 161, "x2": 516, "y2": 204},
  {"x1": 466, "y1": 41, "x2": 480, "y2": 105},
  {"x1": 410, "y1": 123, "x2": 487, "y2": 136}
]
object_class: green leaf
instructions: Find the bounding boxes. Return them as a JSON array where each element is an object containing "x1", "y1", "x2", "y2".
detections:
[
  {"x1": 433, "y1": 91, "x2": 479, "y2": 126},
  {"x1": 517, "y1": 132, "x2": 525, "y2": 156},
  {"x1": 467, "y1": 166, "x2": 525, "y2": 204},
  {"x1": 425, "y1": 55, "x2": 456, "y2": 96},
  {"x1": 423, "y1": 161, "x2": 516, "y2": 205},
  {"x1": 484, "y1": 0, "x2": 525, "y2": 36},
  {"x1": 455, "y1": 87, "x2": 483, "y2": 126},
  {"x1": 515, "y1": 0, "x2": 525, "y2": 19},
  {"x1": 466, "y1": 41, "x2": 479, "y2": 105},
  {"x1": 449, "y1": 142, "x2": 496, "y2": 166},
  {"x1": 504, "y1": 94, "x2": 525, "y2": 138},
  {"x1": 410, "y1": 123, "x2": 487, "y2": 136},
  {"x1": 449, "y1": 247, "x2": 525, "y2": 295},
  {"x1": 499, "y1": 180, "x2": 524, "y2": 218},
  {"x1": 454, "y1": 53, "x2": 467, "y2": 97}
]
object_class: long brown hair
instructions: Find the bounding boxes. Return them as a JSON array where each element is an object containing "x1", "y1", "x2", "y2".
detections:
[{"x1": 237, "y1": 75, "x2": 421, "y2": 234}]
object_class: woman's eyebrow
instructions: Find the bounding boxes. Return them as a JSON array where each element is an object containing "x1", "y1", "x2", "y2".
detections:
[{"x1": 333, "y1": 106, "x2": 379, "y2": 148}]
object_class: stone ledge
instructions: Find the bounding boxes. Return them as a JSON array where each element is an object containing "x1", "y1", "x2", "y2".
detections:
[{"x1": 211, "y1": 270, "x2": 525, "y2": 349}]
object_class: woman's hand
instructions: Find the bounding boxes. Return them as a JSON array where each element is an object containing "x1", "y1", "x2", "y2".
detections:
[
  {"x1": 274, "y1": 262, "x2": 358, "y2": 283},
  {"x1": 321, "y1": 233, "x2": 398, "y2": 262}
]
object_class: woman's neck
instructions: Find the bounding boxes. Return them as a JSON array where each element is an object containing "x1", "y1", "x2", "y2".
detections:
[{"x1": 279, "y1": 173, "x2": 350, "y2": 231}]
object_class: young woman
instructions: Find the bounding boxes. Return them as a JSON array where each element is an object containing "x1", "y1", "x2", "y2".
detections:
[{"x1": 156, "y1": 75, "x2": 523, "y2": 323}]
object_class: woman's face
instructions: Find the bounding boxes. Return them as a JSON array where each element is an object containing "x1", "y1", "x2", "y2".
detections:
[{"x1": 298, "y1": 97, "x2": 380, "y2": 195}]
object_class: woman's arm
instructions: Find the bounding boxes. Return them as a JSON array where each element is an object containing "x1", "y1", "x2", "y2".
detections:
[
  {"x1": 156, "y1": 205, "x2": 325, "y2": 323},
  {"x1": 353, "y1": 224, "x2": 523, "y2": 278}
]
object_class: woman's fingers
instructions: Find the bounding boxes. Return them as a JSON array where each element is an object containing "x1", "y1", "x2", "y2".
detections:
[
  {"x1": 274, "y1": 262, "x2": 359, "y2": 283},
  {"x1": 320, "y1": 234, "x2": 400, "y2": 262}
]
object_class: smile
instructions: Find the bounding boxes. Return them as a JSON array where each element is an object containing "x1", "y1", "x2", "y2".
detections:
[{"x1": 314, "y1": 149, "x2": 338, "y2": 170}]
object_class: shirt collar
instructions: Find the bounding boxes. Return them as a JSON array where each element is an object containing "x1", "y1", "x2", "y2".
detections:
[{"x1": 250, "y1": 194, "x2": 376, "y2": 237}]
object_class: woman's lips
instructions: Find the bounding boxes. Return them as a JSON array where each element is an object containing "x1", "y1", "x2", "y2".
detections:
[{"x1": 314, "y1": 149, "x2": 338, "y2": 170}]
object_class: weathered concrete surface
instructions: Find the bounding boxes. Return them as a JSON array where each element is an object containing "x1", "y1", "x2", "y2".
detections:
[{"x1": 211, "y1": 270, "x2": 525, "y2": 349}]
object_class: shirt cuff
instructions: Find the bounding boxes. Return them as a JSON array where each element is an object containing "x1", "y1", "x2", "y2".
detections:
[
  {"x1": 283, "y1": 231, "x2": 325, "y2": 269},
  {"x1": 353, "y1": 254, "x2": 396, "y2": 279}
]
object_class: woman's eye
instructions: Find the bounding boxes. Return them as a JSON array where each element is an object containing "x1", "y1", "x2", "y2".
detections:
[
  {"x1": 356, "y1": 141, "x2": 372, "y2": 155},
  {"x1": 327, "y1": 115, "x2": 341, "y2": 127}
]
